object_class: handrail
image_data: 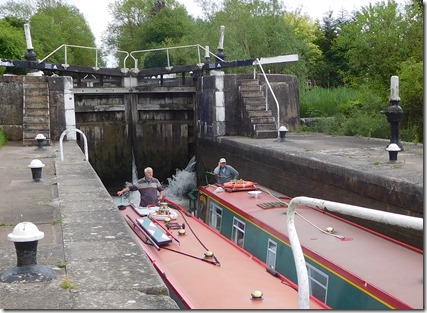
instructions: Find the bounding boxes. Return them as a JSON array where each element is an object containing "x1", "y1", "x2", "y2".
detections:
[
  {"x1": 34, "y1": 43, "x2": 228, "y2": 74},
  {"x1": 129, "y1": 44, "x2": 224, "y2": 72},
  {"x1": 286, "y1": 196, "x2": 423, "y2": 309},
  {"x1": 38, "y1": 44, "x2": 129, "y2": 71},
  {"x1": 59, "y1": 128, "x2": 89, "y2": 162},
  {"x1": 253, "y1": 58, "x2": 281, "y2": 139}
]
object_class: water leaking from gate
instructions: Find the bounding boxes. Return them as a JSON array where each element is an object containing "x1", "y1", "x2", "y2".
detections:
[{"x1": 120, "y1": 155, "x2": 197, "y2": 209}]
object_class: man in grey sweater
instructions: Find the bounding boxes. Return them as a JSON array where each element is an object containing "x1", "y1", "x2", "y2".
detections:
[{"x1": 213, "y1": 158, "x2": 239, "y2": 185}]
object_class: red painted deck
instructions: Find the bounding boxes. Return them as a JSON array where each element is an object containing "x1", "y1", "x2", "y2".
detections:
[
  {"x1": 120, "y1": 204, "x2": 327, "y2": 309},
  {"x1": 200, "y1": 184, "x2": 424, "y2": 309}
]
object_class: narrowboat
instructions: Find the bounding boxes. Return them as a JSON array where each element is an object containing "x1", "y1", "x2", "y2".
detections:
[
  {"x1": 196, "y1": 181, "x2": 423, "y2": 309},
  {"x1": 116, "y1": 197, "x2": 329, "y2": 309}
]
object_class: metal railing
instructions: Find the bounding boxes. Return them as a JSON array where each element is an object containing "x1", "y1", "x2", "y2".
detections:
[
  {"x1": 37, "y1": 44, "x2": 226, "y2": 73},
  {"x1": 286, "y1": 196, "x2": 423, "y2": 309},
  {"x1": 252, "y1": 58, "x2": 281, "y2": 139},
  {"x1": 38, "y1": 44, "x2": 129, "y2": 70},
  {"x1": 129, "y1": 44, "x2": 224, "y2": 72},
  {"x1": 59, "y1": 128, "x2": 89, "y2": 162}
]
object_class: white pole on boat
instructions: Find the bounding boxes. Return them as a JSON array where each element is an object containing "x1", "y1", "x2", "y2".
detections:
[{"x1": 286, "y1": 196, "x2": 423, "y2": 309}]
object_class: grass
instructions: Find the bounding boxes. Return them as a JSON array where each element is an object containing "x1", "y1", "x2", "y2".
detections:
[
  {"x1": 298, "y1": 87, "x2": 418, "y2": 143},
  {"x1": 51, "y1": 217, "x2": 63, "y2": 225},
  {"x1": 57, "y1": 261, "x2": 67, "y2": 269},
  {"x1": 60, "y1": 276, "x2": 75, "y2": 290},
  {"x1": 0, "y1": 128, "x2": 7, "y2": 148}
]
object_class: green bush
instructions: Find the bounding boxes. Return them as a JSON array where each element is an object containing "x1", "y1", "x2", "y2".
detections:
[{"x1": 299, "y1": 86, "x2": 419, "y2": 142}]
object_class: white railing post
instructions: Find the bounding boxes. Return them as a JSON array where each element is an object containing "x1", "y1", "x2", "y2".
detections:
[
  {"x1": 59, "y1": 128, "x2": 89, "y2": 162},
  {"x1": 253, "y1": 59, "x2": 281, "y2": 139}
]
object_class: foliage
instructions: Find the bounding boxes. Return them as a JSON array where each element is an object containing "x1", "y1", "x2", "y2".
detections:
[
  {"x1": 334, "y1": 0, "x2": 422, "y2": 93},
  {"x1": 60, "y1": 276, "x2": 75, "y2": 290},
  {"x1": 398, "y1": 58, "x2": 423, "y2": 142},
  {"x1": 300, "y1": 87, "x2": 362, "y2": 117},
  {"x1": 0, "y1": 0, "x2": 35, "y2": 20},
  {"x1": 0, "y1": 0, "x2": 97, "y2": 68},
  {"x1": 0, "y1": 19, "x2": 27, "y2": 75},
  {"x1": 298, "y1": 86, "x2": 403, "y2": 141},
  {"x1": 0, "y1": 127, "x2": 7, "y2": 147},
  {"x1": 310, "y1": 11, "x2": 349, "y2": 88},
  {"x1": 32, "y1": 1, "x2": 97, "y2": 66}
]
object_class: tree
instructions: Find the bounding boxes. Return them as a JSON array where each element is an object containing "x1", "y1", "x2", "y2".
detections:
[
  {"x1": 0, "y1": 0, "x2": 35, "y2": 20},
  {"x1": 105, "y1": 0, "x2": 195, "y2": 68},
  {"x1": 0, "y1": 19, "x2": 27, "y2": 75},
  {"x1": 399, "y1": 58, "x2": 423, "y2": 142},
  {"x1": 33, "y1": 1, "x2": 97, "y2": 66},
  {"x1": 334, "y1": 0, "x2": 421, "y2": 93},
  {"x1": 311, "y1": 11, "x2": 350, "y2": 88}
]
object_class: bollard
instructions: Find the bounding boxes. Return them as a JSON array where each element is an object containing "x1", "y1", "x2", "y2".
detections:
[
  {"x1": 0, "y1": 222, "x2": 55, "y2": 283},
  {"x1": 279, "y1": 126, "x2": 288, "y2": 142},
  {"x1": 28, "y1": 159, "x2": 45, "y2": 182},
  {"x1": 381, "y1": 76, "x2": 404, "y2": 162},
  {"x1": 35, "y1": 133, "x2": 46, "y2": 150},
  {"x1": 386, "y1": 143, "x2": 401, "y2": 162}
]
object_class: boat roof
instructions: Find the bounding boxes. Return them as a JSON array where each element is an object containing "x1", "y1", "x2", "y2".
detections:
[
  {"x1": 200, "y1": 183, "x2": 424, "y2": 309},
  {"x1": 120, "y1": 204, "x2": 327, "y2": 309}
]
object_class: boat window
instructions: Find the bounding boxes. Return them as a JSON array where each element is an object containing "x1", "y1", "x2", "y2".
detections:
[
  {"x1": 208, "y1": 203, "x2": 222, "y2": 232},
  {"x1": 306, "y1": 263, "x2": 328, "y2": 303},
  {"x1": 266, "y1": 239, "x2": 277, "y2": 269},
  {"x1": 232, "y1": 217, "x2": 245, "y2": 248}
]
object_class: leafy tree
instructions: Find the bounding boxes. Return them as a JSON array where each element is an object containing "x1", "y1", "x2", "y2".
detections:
[
  {"x1": 0, "y1": 0, "x2": 35, "y2": 20},
  {"x1": 311, "y1": 11, "x2": 350, "y2": 88},
  {"x1": 334, "y1": 0, "x2": 421, "y2": 93},
  {"x1": 28, "y1": 13, "x2": 65, "y2": 63},
  {"x1": 34, "y1": 1, "x2": 97, "y2": 66},
  {"x1": 0, "y1": 19, "x2": 27, "y2": 75},
  {"x1": 105, "y1": 0, "x2": 195, "y2": 68},
  {"x1": 399, "y1": 58, "x2": 423, "y2": 142}
]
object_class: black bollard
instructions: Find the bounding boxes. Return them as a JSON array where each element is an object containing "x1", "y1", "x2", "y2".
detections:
[
  {"x1": 279, "y1": 126, "x2": 288, "y2": 142},
  {"x1": 381, "y1": 76, "x2": 404, "y2": 162},
  {"x1": 35, "y1": 134, "x2": 46, "y2": 150},
  {"x1": 0, "y1": 222, "x2": 55, "y2": 283},
  {"x1": 28, "y1": 159, "x2": 45, "y2": 182}
]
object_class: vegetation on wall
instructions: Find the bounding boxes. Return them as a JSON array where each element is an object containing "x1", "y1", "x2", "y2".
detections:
[
  {"x1": 0, "y1": 0, "x2": 423, "y2": 142},
  {"x1": 0, "y1": 128, "x2": 7, "y2": 147}
]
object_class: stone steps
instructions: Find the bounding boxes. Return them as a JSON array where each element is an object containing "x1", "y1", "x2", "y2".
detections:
[
  {"x1": 22, "y1": 78, "x2": 51, "y2": 146},
  {"x1": 238, "y1": 79, "x2": 277, "y2": 139}
]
